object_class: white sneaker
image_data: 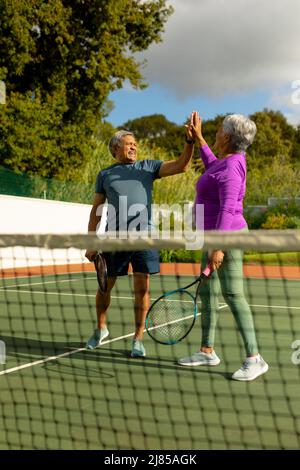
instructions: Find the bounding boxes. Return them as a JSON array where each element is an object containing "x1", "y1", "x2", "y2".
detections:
[
  {"x1": 86, "y1": 327, "x2": 109, "y2": 350},
  {"x1": 178, "y1": 350, "x2": 221, "y2": 367},
  {"x1": 232, "y1": 354, "x2": 269, "y2": 381}
]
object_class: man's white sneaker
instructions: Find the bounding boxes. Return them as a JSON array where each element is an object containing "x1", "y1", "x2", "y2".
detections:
[
  {"x1": 86, "y1": 327, "x2": 109, "y2": 350},
  {"x1": 178, "y1": 350, "x2": 221, "y2": 366},
  {"x1": 232, "y1": 354, "x2": 269, "y2": 381}
]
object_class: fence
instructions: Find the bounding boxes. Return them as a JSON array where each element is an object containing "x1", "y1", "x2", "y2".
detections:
[{"x1": 0, "y1": 166, "x2": 93, "y2": 204}]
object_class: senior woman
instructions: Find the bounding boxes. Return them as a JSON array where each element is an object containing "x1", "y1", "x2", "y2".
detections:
[{"x1": 178, "y1": 112, "x2": 268, "y2": 381}]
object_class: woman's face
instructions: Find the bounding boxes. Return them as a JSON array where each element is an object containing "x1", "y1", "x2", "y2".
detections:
[{"x1": 214, "y1": 126, "x2": 230, "y2": 155}]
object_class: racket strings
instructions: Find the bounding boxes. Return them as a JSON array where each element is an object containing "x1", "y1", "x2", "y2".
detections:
[
  {"x1": 147, "y1": 291, "x2": 196, "y2": 344},
  {"x1": 95, "y1": 254, "x2": 108, "y2": 293}
]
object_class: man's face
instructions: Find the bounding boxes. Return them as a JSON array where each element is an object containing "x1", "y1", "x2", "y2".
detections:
[{"x1": 114, "y1": 135, "x2": 137, "y2": 163}]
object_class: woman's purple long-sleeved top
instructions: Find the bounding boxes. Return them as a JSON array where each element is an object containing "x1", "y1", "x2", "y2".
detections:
[{"x1": 195, "y1": 144, "x2": 248, "y2": 231}]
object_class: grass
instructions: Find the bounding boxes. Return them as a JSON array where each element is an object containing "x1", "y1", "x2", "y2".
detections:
[
  {"x1": 160, "y1": 250, "x2": 299, "y2": 266},
  {"x1": 244, "y1": 252, "x2": 299, "y2": 265}
]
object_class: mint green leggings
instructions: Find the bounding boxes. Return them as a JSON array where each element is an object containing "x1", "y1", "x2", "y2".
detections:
[{"x1": 199, "y1": 249, "x2": 258, "y2": 357}]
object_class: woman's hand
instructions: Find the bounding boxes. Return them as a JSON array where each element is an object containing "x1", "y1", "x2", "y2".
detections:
[
  {"x1": 185, "y1": 111, "x2": 196, "y2": 142},
  {"x1": 190, "y1": 111, "x2": 206, "y2": 146},
  {"x1": 208, "y1": 250, "x2": 224, "y2": 271}
]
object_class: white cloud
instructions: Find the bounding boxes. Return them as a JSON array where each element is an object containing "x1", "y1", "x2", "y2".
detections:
[
  {"x1": 136, "y1": 0, "x2": 300, "y2": 99},
  {"x1": 269, "y1": 83, "x2": 300, "y2": 125}
]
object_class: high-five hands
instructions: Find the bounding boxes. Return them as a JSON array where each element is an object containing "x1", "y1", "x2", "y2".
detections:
[
  {"x1": 184, "y1": 110, "x2": 207, "y2": 147},
  {"x1": 185, "y1": 111, "x2": 196, "y2": 142}
]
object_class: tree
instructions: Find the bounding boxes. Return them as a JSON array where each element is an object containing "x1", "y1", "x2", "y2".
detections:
[
  {"x1": 0, "y1": 0, "x2": 173, "y2": 178},
  {"x1": 122, "y1": 114, "x2": 186, "y2": 154},
  {"x1": 248, "y1": 109, "x2": 295, "y2": 167},
  {"x1": 291, "y1": 125, "x2": 300, "y2": 163},
  {"x1": 122, "y1": 114, "x2": 177, "y2": 140}
]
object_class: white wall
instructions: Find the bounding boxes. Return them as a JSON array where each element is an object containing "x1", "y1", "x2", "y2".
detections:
[
  {"x1": 0, "y1": 194, "x2": 92, "y2": 234},
  {"x1": 0, "y1": 195, "x2": 97, "y2": 269}
]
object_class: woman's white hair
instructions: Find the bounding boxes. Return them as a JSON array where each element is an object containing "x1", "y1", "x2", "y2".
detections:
[
  {"x1": 109, "y1": 130, "x2": 134, "y2": 157},
  {"x1": 222, "y1": 114, "x2": 257, "y2": 152}
]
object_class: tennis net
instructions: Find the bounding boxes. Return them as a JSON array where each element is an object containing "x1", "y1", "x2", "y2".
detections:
[{"x1": 0, "y1": 230, "x2": 300, "y2": 450}]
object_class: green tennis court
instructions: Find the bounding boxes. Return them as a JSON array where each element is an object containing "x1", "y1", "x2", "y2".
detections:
[{"x1": 1, "y1": 270, "x2": 300, "y2": 450}]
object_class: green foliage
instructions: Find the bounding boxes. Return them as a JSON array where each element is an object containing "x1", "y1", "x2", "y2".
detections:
[
  {"x1": 0, "y1": 165, "x2": 93, "y2": 203},
  {"x1": 247, "y1": 110, "x2": 294, "y2": 168},
  {"x1": 244, "y1": 208, "x2": 268, "y2": 229},
  {"x1": 153, "y1": 168, "x2": 197, "y2": 205},
  {"x1": 268, "y1": 200, "x2": 300, "y2": 217},
  {"x1": 246, "y1": 201, "x2": 300, "y2": 229},
  {"x1": 121, "y1": 110, "x2": 300, "y2": 191},
  {"x1": 291, "y1": 125, "x2": 300, "y2": 162},
  {"x1": 122, "y1": 114, "x2": 176, "y2": 139},
  {"x1": 0, "y1": 89, "x2": 95, "y2": 179},
  {"x1": 122, "y1": 114, "x2": 186, "y2": 155},
  {"x1": 245, "y1": 155, "x2": 300, "y2": 205},
  {"x1": 0, "y1": 0, "x2": 173, "y2": 178},
  {"x1": 243, "y1": 252, "x2": 299, "y2": 266},
  {"x1": 160, "y1": 249, "x2": 201, "y2": 263},
  {"x1": 261, "y1": 213, "x2": 291, "y2": 229},
  {"x1": 78, "y1": 131, "x2": 115, "y2": 186},
  {"x1": 1, "y1": 3, "x2": 299, "y2": 220}
]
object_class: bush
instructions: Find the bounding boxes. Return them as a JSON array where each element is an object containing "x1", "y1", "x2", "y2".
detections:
[
  {"x1": 245, "y1": 156, "x2": 300, "y2": 206},
  {"x1": 261, "y1": 213, "x2": 290, "y2": 229},
  {"x1": 160, "y1": 249, "x2": 201, "y2": 263},
  {"x1": 246, "y1": 201, "x2": 300, "y2": 229},
  {"x1": 245, "y1": 207, "x2": 268, "y2": 229}
]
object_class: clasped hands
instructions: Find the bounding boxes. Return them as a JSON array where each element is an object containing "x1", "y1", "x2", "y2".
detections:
[{"x1": 185, "y1": 111, "x2": 204, "y2": 144}]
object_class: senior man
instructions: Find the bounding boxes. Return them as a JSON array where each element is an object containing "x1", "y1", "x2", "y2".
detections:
[{"x1": 85, "y1": 114, "x2": 196, "y2": 357}]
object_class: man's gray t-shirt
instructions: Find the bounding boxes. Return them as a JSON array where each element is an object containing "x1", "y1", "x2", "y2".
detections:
[{"x1": 95, "y1": 160, "x2": 163, "y2": 231}]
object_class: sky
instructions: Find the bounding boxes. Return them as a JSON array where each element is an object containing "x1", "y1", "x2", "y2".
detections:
[{"x1": 108, "y1": 0, "x2": 300, "y2": 128}]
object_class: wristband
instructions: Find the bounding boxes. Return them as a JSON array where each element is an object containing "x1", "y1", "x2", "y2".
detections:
[{"x1": 185, "y1": 137, "x2": 195, "y2": 144}]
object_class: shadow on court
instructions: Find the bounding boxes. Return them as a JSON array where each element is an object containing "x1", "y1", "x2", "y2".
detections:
[
  {"x1": 77, "y1": 347, "x2": 232, "y2": 380},
  {"x1": 0, "y1": 335, "x2": 82, "y2": 359},
  {"x1": 1, "y1": 335, "x2": 232, "y2": 380}
]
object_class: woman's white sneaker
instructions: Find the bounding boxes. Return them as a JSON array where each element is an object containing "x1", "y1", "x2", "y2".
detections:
[
  {"x1": 232, "y1": 354, "x2": 269, "y2": 381},
  {"x1": 178, "y1": 351, "x2": 221, "y2": 366}
]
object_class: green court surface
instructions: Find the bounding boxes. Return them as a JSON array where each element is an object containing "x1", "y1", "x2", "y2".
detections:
[{"x1": 0, "y1": 271, "x2": 300, "y2": 450}]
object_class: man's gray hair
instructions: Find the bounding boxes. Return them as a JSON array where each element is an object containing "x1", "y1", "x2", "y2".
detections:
[
  {"x1": 109, "y1": 130, "x2": 134, "y2": 157},
  {"x1": 222, "y1": 114, "x2": 257, "y2": 152}
]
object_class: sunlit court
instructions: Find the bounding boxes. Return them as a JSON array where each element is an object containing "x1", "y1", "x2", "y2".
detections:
[{"x1": 1, "y1": 238, "x2": 300, "y2": 450}]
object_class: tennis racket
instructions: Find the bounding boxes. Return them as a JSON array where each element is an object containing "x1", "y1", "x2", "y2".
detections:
[
  {"x1": 145, "y1": 266, "x2": 212, "y2": 345},
  {"x1": 92, "y1": 252, "x2": 108, "y2": 294}
]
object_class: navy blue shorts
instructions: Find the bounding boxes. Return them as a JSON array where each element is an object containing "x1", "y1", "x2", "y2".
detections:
[{"x1": 102, "y1": 250, "x2": 160, "y2": 277}]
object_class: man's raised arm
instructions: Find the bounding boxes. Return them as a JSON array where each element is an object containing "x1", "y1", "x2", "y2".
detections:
[{"x1": 158, "y1": 111, "x2": 196, "y2": 177}]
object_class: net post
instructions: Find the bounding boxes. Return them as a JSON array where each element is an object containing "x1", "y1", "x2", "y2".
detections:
[
  {"x1": 0, "y1": 80, "x2": 6, "y2": 105},
  {"x1": 0, "y1": 340, "x2": 6, "y2": 365}
]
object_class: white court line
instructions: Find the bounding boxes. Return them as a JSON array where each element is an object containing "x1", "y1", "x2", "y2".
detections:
[
  {"x1": 2, "y1": 270, "x2": 201, "y2": 289},
  {"x1": 1, "y1": 288, "x2": 299, "y2": 310},
  {"x1": 0, "y1": 304, "x2": 229, "y2": 377},
  {"x1": 0, "y1": 289, "x2": 95, "y2": 297},
  {"x1": 1, "y1": 277, "x2": 95, "y2": 289},
  {"x1": 0, "y1": 289, "x2": 197, "y2": 304},
  {"x1": 247, "y1": 303, "x2": 300, "y2": 310},
  {"x1": 1, "y1": 273, "x2": 196, "y2": 289},
  {"x1": 0, "y1": 278, "x2": 298, "y2": 377},
  {"x1": 0, "y1": 331, "x2": 136, "y2": 377}
]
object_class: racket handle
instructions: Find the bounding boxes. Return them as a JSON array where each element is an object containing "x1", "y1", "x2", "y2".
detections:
[{"x1": 202, "y1": 265, "x2": 212, "y2": 277}]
